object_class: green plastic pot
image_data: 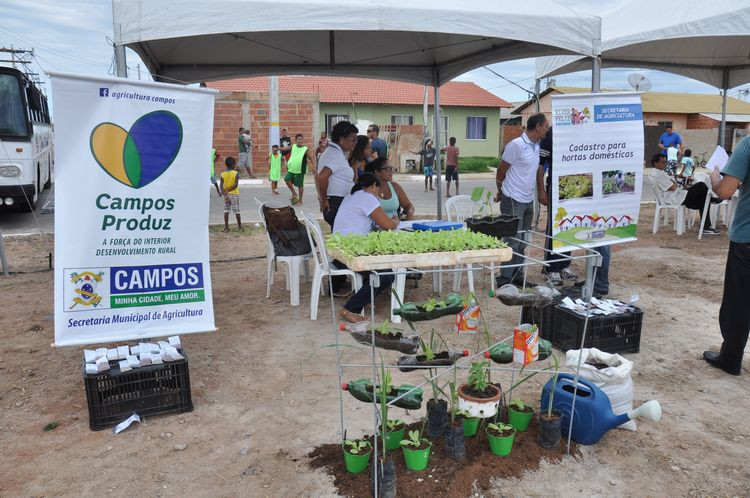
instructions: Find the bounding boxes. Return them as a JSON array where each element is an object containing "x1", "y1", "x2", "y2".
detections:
[
  {"x1": 402, "y1": 440, "x2": 432, "y2": 471},
  {"x1": 462, "y1": 417, "x2": 480, "y2": 437},
  {"x1": 508, "y1": 406, "x2": 534, "y2": 432},
  {"x1": 343, "y1": 445, "x2": 372, "y2": 474},
  {"x1": 381, "y1": 427, "x2": 406, "y2": 451},
  {"x1": 487, "y1": 427, "x2": 516, "y2": 456}
]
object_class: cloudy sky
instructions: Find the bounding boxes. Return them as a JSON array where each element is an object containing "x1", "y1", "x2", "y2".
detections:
[{"x1": 2, "y1": 0, "x2": 749, "y2": 108}]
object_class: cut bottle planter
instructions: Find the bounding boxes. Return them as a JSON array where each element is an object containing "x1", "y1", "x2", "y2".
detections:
[
  {"x1": 457, "y1": 384, "x2": 502, "y2": 419},
  {"x1": 397, "y1": 350, "x2": 468, "y2": 372},
  {"x1": 466, "y1": 214, "x2": 520, "y2": 239},
  {"x1": 392, "y1": 292, "x2": 465, "y2": 321},
  {"x1": 342, "y1": 379, "x2": 423, "y2": 410},
  {"x1": 508, "y1": 405, "x2": 534, "y2": 432},
  {"x1": 487, "y1": 426, "x2": 516, "y2": 456},
  {"x1": 402, "y1": 440, "x2": 432, "y2": 471},
  {"x1": 342, "y1": 322, "x2": 419, "y2": 354}
]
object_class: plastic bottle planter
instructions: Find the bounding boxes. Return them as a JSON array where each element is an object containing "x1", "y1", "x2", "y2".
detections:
[
  {"x1": 397, "y1": 350, "x2": 469, "y2": 372},
  {"x1": 484, "y1": 340, "x2": 552, "y2": 364},
  {"x1": 537, "y1": 410, "x2": 562, "y2": 450},
  {"x1": 340, "y1": 322, "x2": 419, "y2": 354},
  {"x1": 461, "y1": 416, "x2": 481, "y2": 437},
  {"x1": 343, "y1": 440, "x2": 372, "y2": 474},
  {"x1": 380, "y1": 421, "x2": 406, "y2": 451},
  {"x1": 466, "y1": 214, "x2": 520, "y2": 239},
  {"x1": 342, "y1": 379, "x2": 423, "y2": 410},
  {"x1": 486, "y1": 425, "x2": 516, "y2": 456},
  {"x1": 401, "y1": 440, "x2": 432, "y2": 471},
  {"x1": 457, "y1": 384, "x2": 502, "y2": 419},
  {"x1": 507, "y1": 403, "x2": 535, "y2": 432},
  {"x1": 392, "y1": 293, "x2": 465, "y2": 321}
]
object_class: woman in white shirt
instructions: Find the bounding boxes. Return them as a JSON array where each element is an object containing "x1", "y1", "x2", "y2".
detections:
[
  {"x1": 316, "y1": 120, "x2": 359, "y2": 228},
  {"x1": 333, "y1": 173, "x2": 399, "y2": 322}
]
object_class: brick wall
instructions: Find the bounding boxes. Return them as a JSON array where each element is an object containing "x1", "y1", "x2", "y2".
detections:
[
  {"x1": 502, "y1": 124, "x2": 523, "y2": 151},
  {"x1": 212, "y1": 91, "x2": 318, "y2": 175},
  {"x1": 686, "y1": 113, "x2": 719, "y2": 129}
]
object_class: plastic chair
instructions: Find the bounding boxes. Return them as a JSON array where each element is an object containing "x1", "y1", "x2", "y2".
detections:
[
  {"x1": 445, "y1": 195, "x2": 478, "y2": 293},
  {"x1": 693, "y1": 177, "x2": 730, "y2": 240},
  {"x1": 301, "y1": 212, "x2": 362, "y2": 319},
  {"x1": 651, "y1": 184, "x2": 685, "y2": 235},
  {"x1": 0, "y1": 231, "x2": 8, "y2": 276},
  {"x1": 256, "y1": 200, "x2": 312, "y2": 306}
]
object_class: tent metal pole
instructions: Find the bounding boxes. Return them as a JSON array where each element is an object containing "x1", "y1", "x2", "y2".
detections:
[
  {"x1": 269, "y1": 76, "x2": 280, "y2": 154},
  {"x1": 433, "y1": 72, "x2": 443, "y2": 220},
  {"x1": 591, "y1": 56, "x2": 601, "y2": 93},
  {"x1": 534, "y1": 78, "x2": 541, "y2": 112},
  {"x1": 719, "y1": 68, "x2": 729, "y2": 149},
  {"x1": 114, "y1": 43, "x2": 127, "y2": 78}
]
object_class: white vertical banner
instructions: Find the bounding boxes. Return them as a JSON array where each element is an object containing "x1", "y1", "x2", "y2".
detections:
[
  {"x1": 550, "y1": 92, "x2": 644, "y2": 252},
  {"x1": 51, "y1": 73, "x2": 217, "y2": 346}
]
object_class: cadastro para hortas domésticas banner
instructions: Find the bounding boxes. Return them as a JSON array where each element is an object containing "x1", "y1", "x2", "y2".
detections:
[
  {"x1": 550, "y1": 92, "x2": 644, "y2": 252},
  {"x1": 51, "y1": 73, "x2": 217, "y2": 346}
]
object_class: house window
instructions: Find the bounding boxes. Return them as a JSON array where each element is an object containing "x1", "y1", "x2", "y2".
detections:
[
  {"x1": 326, "y1": 114, "x2": 349, "y2": 135},
  {"x1": 429, "y1": 114, "x2": 449, "y2": 149},
  {"x1": 390, "y1": 115, "x2": 414, "y2": 125},
  {"x1": 466, "y1": 116, "x2": 487, "y2": 140}
]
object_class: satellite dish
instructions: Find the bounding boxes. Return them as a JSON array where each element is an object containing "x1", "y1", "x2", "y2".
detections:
[{"x1": 628, "y1": 73, "x2": 652, "y2": 92}]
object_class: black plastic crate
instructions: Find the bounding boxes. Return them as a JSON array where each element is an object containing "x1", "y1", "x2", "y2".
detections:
[
  {"x1": 552, "y1": 305, "x2": 643, "y2": 354},
  {"x1": 520, "y1": 286, "x2": 581, "y2": 341},
  {"x1": 83, "y1": 353, "x2": 193, "y2": 431}
]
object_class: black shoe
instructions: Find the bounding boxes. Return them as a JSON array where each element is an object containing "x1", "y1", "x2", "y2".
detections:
[
  {"x1": 702, "y1": 227, "x2": 720, "y2": 236},
  {"x1": 703, "y1": 351, "x2": 741, "y2": 376}
]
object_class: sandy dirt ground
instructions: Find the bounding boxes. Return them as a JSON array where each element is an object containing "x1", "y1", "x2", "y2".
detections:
[{"x1": 1, "y1": 205, "x2": 749, "y2": 497}]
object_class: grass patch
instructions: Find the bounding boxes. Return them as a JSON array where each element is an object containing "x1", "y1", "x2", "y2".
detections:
[{"x1": 458, "y1": 156, "x2": 499, "y2": 173}]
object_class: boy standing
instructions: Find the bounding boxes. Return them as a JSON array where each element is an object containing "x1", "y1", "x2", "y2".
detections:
[
  {"x1": 441, "y1": 137, "x2": 460, "y2": 197},
  {"x1": 284, "y1": 133, "x2": 316, "y2": 205},
  {"x1": 268, "y1": 144, "x2": 284, "y2": 195},
  {"x1": 220, "y1": 156, "x2": 242, "y2": 232}
]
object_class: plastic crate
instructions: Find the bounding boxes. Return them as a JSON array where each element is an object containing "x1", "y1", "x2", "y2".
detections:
[
  {"x1": 552, "y1": 305, "x2": 643, "y2": 354},
  {"x1": 83, "y1": 353, "x2": 193, "y2": 431},
  {"x1": 520, "y1": 287, "x2": 581, "y2": 341}
]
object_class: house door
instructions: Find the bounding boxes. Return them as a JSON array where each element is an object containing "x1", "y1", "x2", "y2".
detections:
[
  {"x1": 644, "y1": 124, "x2": 664, "y2": 163},
  {"x1": 325, "y1": 114, "x2": 349, "y2": 135}
]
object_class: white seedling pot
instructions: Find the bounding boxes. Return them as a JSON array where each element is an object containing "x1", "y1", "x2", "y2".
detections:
[{"x1": 457, "y1": 384, "x2": 502, "y2": 419}]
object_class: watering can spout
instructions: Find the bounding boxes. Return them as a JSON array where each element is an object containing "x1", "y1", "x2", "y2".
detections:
[{"x1": 627, "y1": 400, "x2": 662, "y2": 422}]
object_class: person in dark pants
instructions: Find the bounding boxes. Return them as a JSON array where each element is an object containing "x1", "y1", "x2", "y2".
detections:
[
  {"x1": 316, "y1": 120, "x2": 359, "y2": 228},
  {"x1": 540, "y1": 127, "x2": 578, "y2": 285},
  {"x1": 704, "y1": 135, "x2": 750, "y2": 376}
]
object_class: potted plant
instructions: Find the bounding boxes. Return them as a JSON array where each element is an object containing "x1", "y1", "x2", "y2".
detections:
[
  {"x1": 397, "y1": 329, "x2": 468, "y2": 372},
  {"x1": 399, "y1": 428, "x2": 432, "y2": 471},
  {"x1": 457, "y1": 361, "x2": 502, "y2": 419},
  {"x1": 538, "y1": 354, "x2": 562, "y2": 450},
  {"x1": 343, "y1": 439, "x2": 372, "y2": 474},
  {"x1": 380, "y1": 418, "x2": 406, "y2": 451},
  {"x1": 444, "y1": 378, "x2": 466, "y2": 461},
  {"x1": 342, "y1": 367, "x2": 423, "y2": 410},
  {"x1": 341, "y1": 319, "x2": 419, "y2": 354},
  {"x1": 425, "y1": 375, "x2": 448, "y2": 437},
  {"x1": 486, "y1": 422, "x2": 516, "y2": 456},
  {"x1": 373, "y1": 360, "x2": 397, "y2": 497},
  {"x1": 454, "y1": 408, "x2": 480, "y2": 437},
  {"x1": 507, "y1": 399, "x2": 534, "y2": 432},
  {"x1": 465, "y1": 186, "x2": 520, "y2": 238},
  {"x1": 392, "y1": 292, "x2": 465, "y2": 321}
]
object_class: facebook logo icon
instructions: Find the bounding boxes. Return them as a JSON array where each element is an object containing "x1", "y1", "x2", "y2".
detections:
[{"x1": 99, "y1": 88, "x2": 109, "y2": 97}]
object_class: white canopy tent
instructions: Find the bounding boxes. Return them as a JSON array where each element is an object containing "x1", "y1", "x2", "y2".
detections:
[
  {"x1": 111, "y1": 0, "x2": 601, "y2": 218},
  {"x1": 534, "y1": 0, "x2": 750, "y2": 147}
]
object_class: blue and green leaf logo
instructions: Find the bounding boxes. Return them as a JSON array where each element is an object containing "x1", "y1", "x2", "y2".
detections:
[{"x1": 90, "y1": 110, "x2": 182, "y2": 188}]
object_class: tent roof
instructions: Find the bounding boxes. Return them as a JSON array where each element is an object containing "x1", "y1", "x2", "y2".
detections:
[
  {"x1": 208, "y1": 76, "x2": 511, "y2": 107},
  {"x1": 112, "y1": 0, "x2": 600, "y2": 86},
  {"x1": 513, "y1": 86, "x2": 750, "y2": 115},
  {"x1": 535, "y1": 1, "x2": 750, "y2": 88}
]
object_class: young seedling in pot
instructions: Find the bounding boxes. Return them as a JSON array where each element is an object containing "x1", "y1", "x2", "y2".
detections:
[
  {"x1": 344, "y1": 439, "x2": 371, "y2": 455},
  {"x1": 487, "y1": 422, "x2": 515, "y2": 437},
  {"x1": 399, "y1": 430, "x2": 428, "y2": 451}
]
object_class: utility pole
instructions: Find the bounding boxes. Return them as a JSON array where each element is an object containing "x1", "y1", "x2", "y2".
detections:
[{"x1": 0, "y1": 46, "x2": 34, "y2": 69}]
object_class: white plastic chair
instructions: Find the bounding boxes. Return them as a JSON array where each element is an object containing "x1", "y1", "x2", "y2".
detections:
[
  {"x1": 445, "y1": 195, "x2": 478, "y2": 293},
  {"x1": 301, "y1": 212, "x2": 362, "y2": 319},
  {"x1": 256, "y1": 200, "x2": 312, "y2": 306},
  {"x1": 692, "y1": 177, "x2": 730, "y2": 240},
  {"x1": 651, "y1": 184, "x2": 685, "y2": 235}
]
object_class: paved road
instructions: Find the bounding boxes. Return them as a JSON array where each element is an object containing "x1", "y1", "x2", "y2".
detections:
[{"x1": 0, "y1": 174, "x2": 659, "y2": 234}]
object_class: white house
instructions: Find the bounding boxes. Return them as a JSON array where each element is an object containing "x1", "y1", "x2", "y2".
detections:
[
  {"x1": 593, "y1": 217, "x2": 606, "y2": 229},
  {"x1": 605, "y1": 216, "x2": 617, "y2": 228},
  {"x1": 580, "y1": 215, "x2": 592, "y2": 228},
  {"x1": 619, "y1": 215, "x2": 633, "y2": 226},
  {"x1": 558, "y1": 218, "x2": 574, "y2": 230},
  {"x1": 570, "y1": 216, "x2": 582, "y2": 228}
]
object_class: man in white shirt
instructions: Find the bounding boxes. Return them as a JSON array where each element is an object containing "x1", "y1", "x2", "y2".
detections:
[
  {"x1": 495, "y1": 112, "x2": 549, "y2": 286},
  {"x1": 649, "y1": 153, "x2": 718, "y2": 234}
]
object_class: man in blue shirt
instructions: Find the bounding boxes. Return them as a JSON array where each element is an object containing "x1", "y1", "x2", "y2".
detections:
[
  {"x1": 658, "y1": 125, "x2": 682, "y2": 157},
  {"x1": 367, "y1": 124, "x2": 388, "y2": 160},
  {"x1": 704, "y1": 135, "x2": 750, "y2": 376}
]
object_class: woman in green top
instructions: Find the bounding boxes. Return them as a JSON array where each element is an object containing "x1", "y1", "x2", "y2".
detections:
[{"x1": 366, "y1": 157, "x2": 415, "y2": 220}]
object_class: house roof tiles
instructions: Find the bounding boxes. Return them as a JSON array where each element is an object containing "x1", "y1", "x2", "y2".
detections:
[{"x1": 208, "y1": 76, "x2": 511, "y2": 108}]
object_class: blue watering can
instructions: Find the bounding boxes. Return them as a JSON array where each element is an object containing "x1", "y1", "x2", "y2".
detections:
[{"x1": 541, "y1": 373, "x2": 661, "y2": 445}]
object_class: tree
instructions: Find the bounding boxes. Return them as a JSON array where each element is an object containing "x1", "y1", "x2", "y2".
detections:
[{"x1": 554, "y1": 207, "x2": 568, "y2": 223}]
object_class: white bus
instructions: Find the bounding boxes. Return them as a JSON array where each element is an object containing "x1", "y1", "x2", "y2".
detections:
[{"x1": 0, "y1": 66, "x2": 53, "y2": 211}]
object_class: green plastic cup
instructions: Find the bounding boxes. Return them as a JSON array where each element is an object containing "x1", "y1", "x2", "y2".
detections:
[
  {"x1": 381, "y1": 428, "x2": 405, "y2": 451},
  {"x1": 487, "y1": 428, "x2": 516, "y2": 456},
  {"x1": 402, "y1": 440, "x2": 432, "y2": 471},
  {"x1": 343, "y1": 446, "x2": 372, "y2": 474},
  {"x1": 463, "y1": 417, "x2": 480, "y2": 437},
  {"x1": 508, "y1": 406, "x2": 534, "y2": 432}
]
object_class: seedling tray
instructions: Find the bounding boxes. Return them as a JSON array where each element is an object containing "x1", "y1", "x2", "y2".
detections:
[{"x1": 328, "y1": 247, "x2": 512, "y2": 272}]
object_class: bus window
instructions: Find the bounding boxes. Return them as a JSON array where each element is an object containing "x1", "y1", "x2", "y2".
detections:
[{"x1": 0, "y1": 74, "x2": 28, "y2": 137}]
